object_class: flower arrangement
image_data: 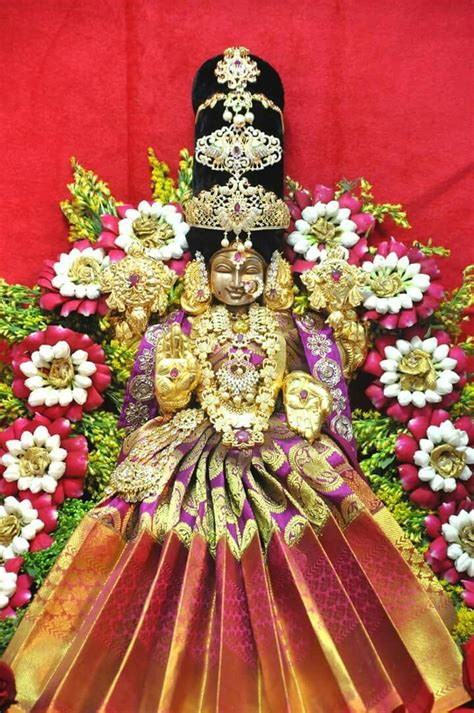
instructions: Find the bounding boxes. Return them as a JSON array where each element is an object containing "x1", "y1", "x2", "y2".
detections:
[{"x1": 0, "y1": 150, "x2": 472, "y2": 660}]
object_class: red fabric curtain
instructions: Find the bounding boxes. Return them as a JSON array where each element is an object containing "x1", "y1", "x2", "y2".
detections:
[{"x1": 0, "y1": 0, "x2": 472, "y2": 291}]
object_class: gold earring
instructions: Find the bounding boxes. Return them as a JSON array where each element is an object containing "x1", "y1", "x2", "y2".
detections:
[
  {"x1": 180, "y1": 252, "x2": 212, "y2": 315},
  {"x1": 264, "y1": 251, "x2": 294, "y2": 311}
]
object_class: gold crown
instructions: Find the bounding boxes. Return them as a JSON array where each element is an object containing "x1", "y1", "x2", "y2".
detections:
[{"x1": 183, "y1": 177, "x2": 290, "y2": 239}]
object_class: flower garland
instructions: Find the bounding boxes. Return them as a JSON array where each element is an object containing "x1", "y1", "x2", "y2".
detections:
[{"x1": 0, "y1": 150, "x2": 472, "y2": 660}]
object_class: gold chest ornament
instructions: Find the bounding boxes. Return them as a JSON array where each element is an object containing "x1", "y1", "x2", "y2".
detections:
[{"x1": 190, "y1": 304, "x2": 285, "y2": 448}]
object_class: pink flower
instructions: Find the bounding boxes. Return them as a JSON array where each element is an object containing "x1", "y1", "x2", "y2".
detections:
[
  {"x1": 285, "y1": 184, "x2": 374, "y2": 269},
  {"x1": 425, "y1": 499, "x2": 473, "y2": 585},
  {"x1": 100, "y1": 202, "x2": 191, "y2": 276},
  {"x1": 12, "y1": 325, "x2": 111, "y2": 421},
  {"x1": 0, "y1": 414, "x2": 88, "y2": 504},
  {"x1": 364, "y1": 331, "x2": 467, "y2": 422},
  {"x1": 0, "y1": 557, "x2": 33, "y2": 619},
  {"x1": 396, "y1": 410, "x2": 474, "y2": 508},
  {"x1": 38, "y1": 239, "x2": 125, "y2": 317},
  {"x1": 360, "y1": 238, "x2": 444, "y2": 330}
]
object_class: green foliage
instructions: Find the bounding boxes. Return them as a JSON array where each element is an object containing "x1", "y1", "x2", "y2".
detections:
[
  {"x1": 60, "y1": 158, "x2": 118, "y2": 242},
  {"x1": 0, "y1": 281, "x2": 50, "y2": 343},
  {"x1": 336, "y1": 178, "x2": 411, "y2": 229},
  {"x1": 175, "y1": 148, "x2": 193, "y2": 204},
  {"x1": 412, "y1": 239, "x2": 451, "y2": 258},
  {"x1": 78, "y1": 411, "x2": 125, "y2": 498},
  {"x1": 285, "y1": 175, "x2": 304, "y2": 200},
  {"x1": 0, "y1": 609, "x2": 26, "y2": 655},
  {"x1": 22, "y1": 499, "x2": 96, "y2": 587},
  {"x1": 148, "y1": 147, "x2": 176, "y2": 204},
  {"x1": 450, "y1": 383, "x2": 474, "y2": 418},
  {"x1": 0, "y1": 382, "x2": 28, "y2": 428},
  {"x1": 433, "y1": 265, "x2": 474, "y2": 341}
]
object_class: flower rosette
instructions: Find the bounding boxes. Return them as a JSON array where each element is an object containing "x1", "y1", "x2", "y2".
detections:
[
  {"x1": 360, "y1": 238, "x2": 444, "y2": 330},
  {"x1": 0, "y1": 557, "x2": 33, "y2": 620},
  {"x1": 364, "y1": 331, "x2": 467, "y2": 422},
  {"x1": 12, "y1": 326, "x2": 111, "y2": 421},
  {"x1": 285, "y1": 184, "x2": 375, "y2": 268},
  {"x1": 38, "y1": 238, "x2": 125, "y2": 317},
  {"x1": 396, "y1": 410, "x2": 474, "y2": 508},
  {"x1": 425, "y1": 500, "x2": 474, "y2": 589},
  {"x1": 0, "y1": 494, "x2": 57, "y2": 560},
  {"x1": 99, "y1": 200, "x2": 191, "y2": 274},
  {"x1": 0, "y1": 415, "x2": 88, "y2": 504}
]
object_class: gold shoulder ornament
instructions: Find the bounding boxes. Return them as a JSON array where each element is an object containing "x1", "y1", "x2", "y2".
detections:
[{"x1": 300, "y1": 247, "x2": 369, "y2": 379}]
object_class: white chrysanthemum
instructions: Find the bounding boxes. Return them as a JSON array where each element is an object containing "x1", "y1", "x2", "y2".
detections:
[
  {"x1": 19, "y1": 340, "x2": 97, "y2": 408},
  {"x1": 361, "y1": 252, "x2": 431, "y2": 314},
  {"x1": 0, "y1": 567, "x2": 17, "y2": 609},
  {"x1": 286, "y1": 200, "x2": 360, "y2": 262},
  {"x1": 115, "y1": 200, "x2": 189, "y2": 261},
  {"x1": 442, "y1": 509, "x2": 474, "y2": 577},
  {"x1": 1, "y1": 425, "x2": 68, "y2": 494},
  {"x1": 51, "y1": 247, "x2": 110, "y2": 300},
  {"x1": 0, "y1": 496, "x2": 44, "y2": 560},
  {"x1": 413, "y1": 420, "x2": 474, "y2": 492},
  {"x1": 379, "y1": 335, "x2": 459, "y2": 408}
]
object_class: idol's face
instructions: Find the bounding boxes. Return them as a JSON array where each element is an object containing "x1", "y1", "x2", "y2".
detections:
[{"x1": 210, "y1": 249, "x2": 265, "y2": 307}]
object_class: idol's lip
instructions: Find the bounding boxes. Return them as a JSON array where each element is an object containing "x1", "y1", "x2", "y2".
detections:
[{"x1": 226, "y1": 288, "x2": 245, "y2": 298}]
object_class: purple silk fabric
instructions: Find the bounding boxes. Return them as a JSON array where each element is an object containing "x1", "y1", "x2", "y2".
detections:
[{"x1": 119, "y1": 309, "x2": 357, "y2": 465}]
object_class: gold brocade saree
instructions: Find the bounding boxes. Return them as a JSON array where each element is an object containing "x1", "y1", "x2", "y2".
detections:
[{"x1": 4, "y1": 415, "x2": 470, "y2": 712}]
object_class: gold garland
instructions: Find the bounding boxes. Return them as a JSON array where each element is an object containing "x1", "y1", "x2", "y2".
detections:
[{"x1": 191, "y1": 304, "x2": 283, "y2": 448}]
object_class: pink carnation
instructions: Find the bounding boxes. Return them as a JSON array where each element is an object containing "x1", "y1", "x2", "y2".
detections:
[
  {"x1": 12, "y1": 325, "x2": 111, "y2": 421},
  {"x1": 360, "y1": 238, "x2": 444, "y2": 330},
  {"x1": 0, "y1": 414, "x2": 88, "y2": 504},
  {"x1": 0, "y1": 557, "x2": 33, "y2": 619}
]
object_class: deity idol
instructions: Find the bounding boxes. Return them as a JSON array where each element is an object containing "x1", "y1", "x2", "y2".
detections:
[{"x1": 4, "y1": 48, "x2": 469, "y2": 712}]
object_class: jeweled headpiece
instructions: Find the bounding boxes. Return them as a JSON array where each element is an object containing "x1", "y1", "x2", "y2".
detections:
[{"x1": 185, "y1": 47, "x2": 289, "y2": 254}]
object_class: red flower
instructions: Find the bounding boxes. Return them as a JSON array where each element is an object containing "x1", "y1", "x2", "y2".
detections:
[
  {"x1": 364, "y1": 331, "x2": 467, "y2": 422},
  {"x1": 396, "y1": 410, "x2": 474, "y2": 508},
  {"x1": 0, "y1": 660, "x2": 17, "y2": 709},
  {"x1": 0, "y1": 557, "x2": 33, "y2": 621},
  {"x1": 284, "y1": 184, "x2": 374, "y2": 271},
  {"x1": 463, "y1": 634, "x2": 474, "y2": 696},
  {"x1": 0, "y1": 414, "x2": 88, "y2": 505},
  {"x1": 11, "y1": 325, "x2": 111, "y2": 421},
  {"x1": 38, "y1": 238, "x2": 124, "y2": 317},
  {"x1": 424, "y1": 499, "x2": 473, "y2": 585},
  {"x1": 360, "y1": 238, "x2": 444, "y2": 330}
]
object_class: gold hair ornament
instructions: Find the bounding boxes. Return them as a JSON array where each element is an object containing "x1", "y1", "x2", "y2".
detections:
[
  {"x1": 184, "y1": 177, "x2": 290, "y2": 249},
  {"x1": 195, "y1": 124, "x2": 282, "y2": 178},
  {"x1": 180, "y1": 252, "x2": 212, "y2": 315},
  {"x1": 195, "y1": 92, "x2": 284, "y2": 131}
]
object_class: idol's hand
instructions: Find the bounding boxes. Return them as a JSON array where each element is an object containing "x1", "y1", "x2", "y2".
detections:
[
  {"x1": 155, "y1": 324, "x2": 200, "y2": 414},
  {"x1": 283, "y1": 371, "x2": 332, "y2": 443}
]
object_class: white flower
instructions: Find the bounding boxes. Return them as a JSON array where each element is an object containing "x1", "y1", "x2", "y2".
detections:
[
  {"x1": 0, "y1": 496, "x2": 44, "y2": 560},
  {"x1": 115, "y1": 200, "x2": 189, "y2": 262},
  {"x1": 1, "y1": 425, "x2": 68, "y2": 494},
  {"x1": 286, "y1": 200, "x2": 360, "y2": 262},
  {"x1": 413, "y1": 420, "x2": 474, "y2": 492},
  {"x1": 379, "y1": 335, "x2": 459, "y2": 407},
  {"x1": 442, "y1": 509, "x2": 474, "y2": 577},
  {"x1": 0, "y1": 567, "x2": 18, "y2": 609},
  {"x1": 51, "y1": 246, "x2": 110, "y2": 300},
  {"x1": 20, "y1": 341, "x2": 96, "y2": 408},
  {"x1": 361, "y1": 252, "x2": 431, "y2": 314}
]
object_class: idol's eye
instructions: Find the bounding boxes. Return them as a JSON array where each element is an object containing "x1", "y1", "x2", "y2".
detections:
[
  {"x1": 214, "y1": 264, "x2": 232, "y2": 273},
  {"x1": 244, "y1": 266, "x2": 261, "y2": 275}
]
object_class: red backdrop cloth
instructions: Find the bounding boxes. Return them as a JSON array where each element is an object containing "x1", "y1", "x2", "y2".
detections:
[{"x1": 0, "y1": 0, "x2": 473, "y2": 292}]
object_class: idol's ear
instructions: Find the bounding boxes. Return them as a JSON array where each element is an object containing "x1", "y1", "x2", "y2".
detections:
[{"x1": 180, "y1": 252, "x2": 212, "y2": 315}]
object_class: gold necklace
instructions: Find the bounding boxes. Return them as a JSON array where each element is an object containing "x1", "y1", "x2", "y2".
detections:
[{"x1": 191, "y1": 304, "x2": 282, "y2": 448}]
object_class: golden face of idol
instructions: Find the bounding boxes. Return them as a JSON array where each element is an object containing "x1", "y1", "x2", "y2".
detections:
[{"x1": 210, "y1": 248, "x2": 266, "y2": 308}]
